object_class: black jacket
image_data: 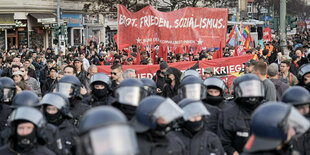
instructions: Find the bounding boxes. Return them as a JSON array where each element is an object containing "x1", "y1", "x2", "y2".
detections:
[
  {"x1": 69, "y1": 98, "x2": 91, "y2": 126},
  {"x1": 0, "y1": 104, "x2": 12, "y2": 131},
  {"x1": 81, "y1": 94, "x2": 115, "y2": 107},
  {"x1": 57, "y1": 119, "x2": 79, "y2": 155},
  {"x1": 168, "y1": 129, "x2": 224, "y2": 155},
  {"x1": 76, "y1": 71, "x2": 89, "y2": 91},
  {"x1": 292, "y1": 129, "x2": 310, "y2": 155},
  {"x1": 152, "y1": 70, "x2": 166, "y2": 95},
  {"x1": 137, "y1": 131, "x2": 186, "y2": 155},
  {"x1": 217, "y1": 104, "x2": 252, "y2": 155},
  {"x1": 0, "y1": 144, "x2": 56, "y2": 155},
  {"x1": 202, "y1": 101, "x2": 221, "y2": 134},
  {"x1": 42, "y1": 77, "x2": 57, "y2": 95}
]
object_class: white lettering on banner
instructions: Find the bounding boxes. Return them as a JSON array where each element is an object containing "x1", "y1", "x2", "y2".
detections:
[
  {"x1": 140, "y1": 37, "x2": 196, "y2": 45},
  {"x1": 212, "y1": 64, "x2": 244, "y2": 75},
  {"x1": 137, "y1": 73, "x2": 156, "y2": 79},
  {"x1": 119, "y1": 14, "x2": 225, "y2": 30}
]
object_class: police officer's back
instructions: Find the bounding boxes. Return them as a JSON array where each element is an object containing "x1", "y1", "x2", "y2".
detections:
[
  {"x1": 0, "y1": 107, "x2": 55, "y2": 155},
  {"x1": 218, "y1": 74, "x2": 265, "y2": 155},
  {"x1": 133, "y1": 96, "x2": 186, "y2": 155},
  {"x1": 0, "y1": 81, "x2": 12, "y2": 131},
  {"x1": 169, "y1": 99, "x2": 224, "y2": 155}
]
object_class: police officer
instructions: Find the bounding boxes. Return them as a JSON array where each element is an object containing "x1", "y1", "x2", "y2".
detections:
[
  {"x1": 218, "y1": 74, "x2": 265, "y2": 155},
  {"x1": 169, "y1": 98, "x2": 224, "y2": 155},
  {"x1": 141, "y1": 78, "x2": 157, "y2": 96},
  {"x1": 282, "y1": 86, "x2": 310, "y2": 155},
  {"x1": 0, "y1": 107, "x2": 55, "y2": 155},
  {"x1": 41, "y1": 93, "x2": 79, "y2": 155},
  {"x1": 0, "y1": 82, "x2": 12, "y2": 131},
  {"x1": 132, "y1": 96, "x2": 186, "y2": 155},
  {"x1": 180, "y1": 69, "x2": 202, "y2": 80},
  {"x1": 242, "y1": 102, "x2": 310, "y2": 154},
  {"x1": 56, "y1": 75, "x2": 90, "y2": 126},
  {"x1": 0, "y1": 77, "x2": 16, "y2": 105},
  {"x1": 298, "y1": 63, "x2": 310, "y2": 92},
  {"x1": 112, "y1": 78, "x2": 146, "y2": 120},
  {"x1": 203, "y1": 77, "x2": 232, "y2": 109},
  {"x1": 81, "y1": 73, "x2": 115, "y2": 107},
  {"x1": 77, "y1": 106, "x2": 139, "y2": 155},
  {"x1": 174, "y1": 75, "x2": 221, "y2": 134},
  {"x1": 0, "y1": 90, "x2": 65, "y2": 155}
]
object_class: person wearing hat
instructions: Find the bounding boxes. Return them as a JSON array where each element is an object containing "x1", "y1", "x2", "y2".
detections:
[
  {"x1": 203, "y1": 67, "x2": 213, "y2": 79},
  {"x1": 152, "y1": 61, "x2": 169, "y2": 95},
  {"x1": 267, "y1": 63, "x2": 289, "y2": 101},
  {"x1": 39, "y1": 59, "x2": 56, "y2": 92}
]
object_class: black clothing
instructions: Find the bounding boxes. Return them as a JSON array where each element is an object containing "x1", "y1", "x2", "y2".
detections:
[
  {"x1": 0, "y1": 104, "x2": 12, "y2": 131},
  {"x1": 152, "y1": 70, "x2": 166, "y2": 95},
  {"x1": 218, "y1": 104, "x2": 252, "y2": 155},
  {"x1": 0, "y1": 144, "x2": 55, "y2": 155},
  {"x1": 81, "y1": 94, "x2": 115, "y2": 107},
  {"x1": 112, "y1": 102, "x2": 136, "y2": 120},
  {"x1": 292, "y1": 129, "x2": 310, "y2": 155},
  {"x1": 28, "y1": 67, "x2": 37, "y2": 80},
  {"x1": 1, "y1": 68, "x2": 12, "y2": 78},
  {"x1": 162, "y1": 83, "x2": 178, "y2": 98},
  {"x1": 202, "y1": 101, "x2": 221, "y2": 134},
  {"x1": 76, "y1": 71, "x2": 89, "y2": 91},
  {"x1": 137, "y1": 131, "x2": 186, "y2": 155},
  {"x1": 169, "y1": 129, "x2": 224, "y2": 155},
  {"x1": 57, "y1": 119, "x2": 79, "y2": 155},
  {"x1": 42, "y1": 77, "x2": 57, "y2": 95},
  {"x1": 69, "y1": 98, "x2": 90, "y2": 126}
]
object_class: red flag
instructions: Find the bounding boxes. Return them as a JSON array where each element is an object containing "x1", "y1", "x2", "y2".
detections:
[
  {"x1": 226, "y1": 25, "x2": 236, "y2": 45},
  {"x1": 114, "y1": 34, "x2": 130, "y2": 50},
  {"x1": 175, "y1": 46, "x2": 184, "y2": 55},
  {"x1": 124, "y1": 49, "x2": 131, "y2": 58},
  {"x1": 193, "y1": 47, "x2": 199, "y2": 56},
  {"x1": 158, "y1": 46, "x2": 164, "y2": 58},
  {"x1": 134, "y1": 49, "x2": 141, "y2": 65},
  {"x1": 213, "y1": 42, "x2": 223, "y2": 59},
  {"x1": 151, "y1": 49, "x2": 157, "y2": 64},
  {"x1": 163, "y1": 46, "x2": 168, "y2": 62}
]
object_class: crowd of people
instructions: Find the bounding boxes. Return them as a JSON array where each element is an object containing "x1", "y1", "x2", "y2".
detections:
[{"x1": 0, "y1": 30, "x2": 309, "y2": 155}]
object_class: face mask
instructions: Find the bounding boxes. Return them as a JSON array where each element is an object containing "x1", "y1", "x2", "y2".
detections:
[
  {"x1": 238, "y1": 97, "x2": 261, "y2": 112},
  {"x1": 153, "y1": 123, "x2": 171, "y2": 137},
  {"x1": 184, "y1": 120, "x2": 203, "y2": 134},
  {"x1": 165, "y1": 78, "x2": 172, "y2": 84},
  {"x1": 118, "y1": 104, "x2": 137, "y2": 120},
  {"x1": 16, "y1": 128, "x2": 36, "y2": 152},
  {"x1": 44, "y1": 110, "x2": 63, "y2": 126},
  {"x1": 92, "y1": 88, "x2": 108, "y2": 98},
  {"x1": 206, "y1": 95, "x2": 224, "y2": 106},
  {"x1": 304, "y1": 83, "x2": 310, "y2": 92}
]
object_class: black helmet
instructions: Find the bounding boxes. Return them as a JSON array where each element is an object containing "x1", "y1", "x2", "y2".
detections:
[
  {"x1": 233, "y1": 74, "x2": 265, "y2": 100},
  {"x1": 8, "y1": 107, "x2": 47, "y2": 146},
  {"x1": 90, "y1": 73, "x2": 111, "y2": 91},
  {"x1": 203, "y1": 77, "x2": 226, "y2": 94},
  {"x1": 12, "y1": 90, "x2": 40, "y2": 108},
  {"x1": 180, "y1": 69, "x2": 202, "y2": 80},
  {"x1": 244, "y1": 102, "x2": 310, "y2": 153},
  {"x1": 141, "y1": 78, "x2": 156, "y2": 95},
  {"x1": 178, "y1": 98, "x2": 210, "y2": 121},
  {"x1": 57, "y1": 75, "x2": 82, "y2": 98},
  {"x1": 179, "y1": 75, "x2": 206, "y2": 100},
  {"x1": 133, "y1": 96, "x2": 184, "y2": 133},
  {"x1": 78, "y1": 106, "x2": 138, "y2": 155},
  {"x1": 114, "y1": 78, "x2": 146, "y2": 106},
  {"x1": 297, "y1": 63, "x2": 310, "y2": 84},
  {"x1": 0, "y1": 82, "x2": 4, "y2": 101},
  {"x1": 0, "y1": 77, "x2": 16, "y2": 103},
  {"x1": 40, "y1": 92, "x2": 72, "y2": 118},
  {"x1": 282, "y1": 86, "x2": 310, "y2": 106}
]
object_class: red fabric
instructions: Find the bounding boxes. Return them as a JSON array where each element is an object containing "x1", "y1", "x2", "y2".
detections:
[
  {"x1": 163, "y1": 46, "x2": 168, "y2": 62},
  {"x1": 118, "y1": 4, "x2": 228, "y2": 47},
  {"x1": 158, "y1": 46, "x2": 164, "y2": 58},
  {"x1": 98, "y1": 54, "x2": 255, "y2": 90},
  {"x1": 134, "y1": 50, "x2": 141, "y2": 65},
  {"x1": 226, "y1": 25, "x2": 236, "y2": 45},
  {"x1": 263, "y1": 27, "x2": 272, "y2": 42},
  {"x1": 124, "y1": 49, "x2": 131, "y2": 58},
  {"x1": 151, "y1": 49, "x2": 157, "y2": 64},
  {"x1": 233, "y1": 40, "x2": 238, "y2": 56},
  {"x1": 114, "y1": 34, "x2": 130, "y2": 50},
  {"x1": 213, "y1": 42, "x2": 223, "y2": 59}
]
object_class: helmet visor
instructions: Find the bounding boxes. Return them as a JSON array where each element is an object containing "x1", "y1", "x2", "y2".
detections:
[
  {"x1": 3, "y1": 88, "x2": 15, "y2": 102},
  {"x1": 9, "y1": 107, "x2": 45, "y2": 127},
  {"x1": 287, "y1": 107, "x2": 310, "y2": 137},
  {"x1": 116, "y1": 87, "x2": 142, "y2": 106},
  {"x1": 56, "y1": 83, "x2": 74, "y2": 98},
  {"x1": 182, "y1": 101, "x2": 210, "y2": 121},
  {"x1": 204, "y1": 77, "x2": 226, "y2": 91},
  {"x1": 181, "y1": 84, "x2": 202, "y2": 100},
  {"x1": 238, "y1": 80, "x2": 264, "y2": 97},
  {"x1": 89, "y1": 125, "x2": 138, "y2": 155},
  {"x1": 153, "y1": 98, "x2": 184, "y2": 123}
]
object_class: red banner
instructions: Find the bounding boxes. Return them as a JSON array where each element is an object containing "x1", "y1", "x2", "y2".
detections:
[
  {"x1": 117, "y1": 5, "x2": 228, "y2": 48},
  {"x1": 98, "y1": 55, "x2": 254, "y2": 88},
  {"x1": 263, "y1": 27, "x2": 272, "y2": 42}
]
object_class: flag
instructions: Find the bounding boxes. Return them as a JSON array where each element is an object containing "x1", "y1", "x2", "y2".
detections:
[
  {"x1": 114, "y1": 34, "x2": 130, "y2": 50},
  {"x1": 233, "y1": 40, "x2": 238, "y2": 56},
  {"x1": 151, "y1": 49, "x2": 157, "y2": 64},
  {"x1": 226, "y1": 25, "x2": 236, "y2": 45},
  {"x1": 244, "y1": 33, "x2": 252, "y2": 51},
  {"x1": 242, "y1": 25, "x2": 250, "y2": 40},
  {"x1": 228, "y1": 26, "x2": 242, "y2": 47},
  {"x1": 188, "y1": 61, "x2": 199, "y2": 70},
  {"x1": 163, "y1": 46, "x2": 168, "y2": 62},
  {"x1": 213, "y1": 42, "x2": 223, "y2": 59},
  {"x1": 134, "y1": 50, "x2": 141, "y2": 65}
]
